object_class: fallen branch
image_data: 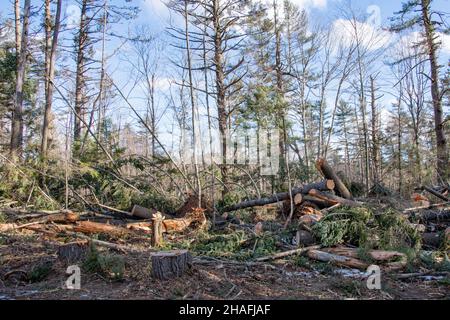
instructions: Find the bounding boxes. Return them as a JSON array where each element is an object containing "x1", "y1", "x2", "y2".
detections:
[
  {"x1": 24, "y1": 226, "x2": 141, "y2": 253},
  {"x1": 255, "y1": 245, "x2": 320, "y2": 262}
]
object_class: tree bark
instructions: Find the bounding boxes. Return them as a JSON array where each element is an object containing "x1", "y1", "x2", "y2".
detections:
[
  {"x1": 421, "y1": 0, "x2": 448, "y2": 181},
  {"x1": 41, "y1": 0, "x2": 62, "y2": 158},
  {"x1": 151, "y1": 250, "x2": 192, "y2": 280},
  {"x1": 308, "y1": 189, "x2": 359, "y2": 207},
  {"x1": 10, "y1": 0, "x2": 30, "y2": 160},
  {"x1": 316, "y1": 158, "x2": 353, "y2": 199},
  {"x1": 73, "y1": 0, "x2": 88, "y2": 142}
]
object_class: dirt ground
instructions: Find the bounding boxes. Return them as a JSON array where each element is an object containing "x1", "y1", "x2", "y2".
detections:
[{"x1": 0, "y1": 232, "x2": 448, "y2": 300}]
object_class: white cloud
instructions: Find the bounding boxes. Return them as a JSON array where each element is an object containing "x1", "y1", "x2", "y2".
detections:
[
  {"x1": 331, "y1": 18, "x2": 392, "y2": 51},
  {"x1": 153, "y1": 77, "x2": 172, "y2": 91},
  {"x1": 291, "y1": 0, "x2": 327, "y2": 10},
  {"x1": 142, "y1": 0, "x2": 170, "y2": 18}
]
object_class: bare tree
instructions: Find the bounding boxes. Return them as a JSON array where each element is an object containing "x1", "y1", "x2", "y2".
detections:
[
  {"x1": 41, "y1": 0, "x2": 63, "y2": 158},
  {"x1": 10, "y1": 0, "x2": 30, "y2": 160}
]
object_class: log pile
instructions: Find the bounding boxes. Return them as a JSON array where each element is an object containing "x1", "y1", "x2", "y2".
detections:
[{"x1": 221, "y1": 158, "x2": 359, "y2": 232}]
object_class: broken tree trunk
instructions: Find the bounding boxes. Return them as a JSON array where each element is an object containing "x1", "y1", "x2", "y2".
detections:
[
  {"x1": 151, "y1": 212, "x2": 164, "y2": 247},
  {"x1": 151, "y1": 250, "x2": 192, "y2": 280},
  {"x1": 308, "y1": 189, "x2": 359, "y2": 207},
  {"x1": 316, "y1": 158, "x2": 353, "y2": 199},
  {"x1": 294, "y1": 193, "x2": 303, "y2": 205},
  {"x1": 222, "y1": 179, "x2": 335, "y2": 212}
]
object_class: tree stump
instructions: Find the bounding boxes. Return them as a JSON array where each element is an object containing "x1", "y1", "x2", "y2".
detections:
[
  {"x1": 151, "y1": 250, "x2": 192, "y2": 280},
  {"x1": 57, "y1": 240, "x2": 89, "y2": 264}
]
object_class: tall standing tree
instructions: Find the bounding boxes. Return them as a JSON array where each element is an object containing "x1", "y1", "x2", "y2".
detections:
[
  {"x1": 10, "y1": 0, "x2": 30, "y2": 161},
  {"x1": 391, "y1": 0, "x2": 449, "y2": 181},
  {"x1": 41, "y1": 0, "x2": 63, "y2": 158}
]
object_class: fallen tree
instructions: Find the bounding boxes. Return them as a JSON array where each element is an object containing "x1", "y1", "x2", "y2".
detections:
[{"x1": 222, "y1": 179, "x2": 335, "y2": 212}]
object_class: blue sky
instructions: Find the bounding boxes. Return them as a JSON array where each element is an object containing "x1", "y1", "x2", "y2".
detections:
[{"x1": 0, "y1": 0, "x2": 449, "y2": 156}]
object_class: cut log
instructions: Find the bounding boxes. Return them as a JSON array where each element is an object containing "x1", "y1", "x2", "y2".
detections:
[
  {"x1": 315, "y1": 158, "x2": 353, "y2": 199},
  {"x1": 71, "y1": 221, "x2": 130, "y2": 237},
  {"x1": 222, "y1": 179, "x2": 335, "y2": 212},
  {"x1": 307, "y1": 249, "x2": 368, "y2": 269},
  {"x1": 57, "y1": 240, "x2": 89, "y2": 264},
  {"x1": 421, "y1": 186, "x2": 449, "y2": 202},
  {"x1": 308, "y1": 189, "x2": 360, "y2": 207},
  {"x1": 301, "y1": 195, "x2": 333, "y2": 209},
  {"x1": 151, "y1": 250, "x2": 192, "y2": 280},
  {"x1": 294, "y1": 193, "x2": 303, "y2": 205}
]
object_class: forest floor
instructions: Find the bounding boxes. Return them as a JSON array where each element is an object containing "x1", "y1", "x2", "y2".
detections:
[{"x1": 0, "y1": 225, "x2": 448, "y2": 300}]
